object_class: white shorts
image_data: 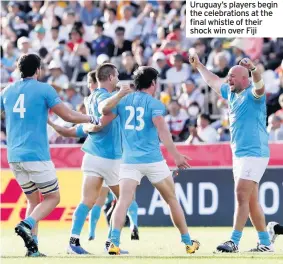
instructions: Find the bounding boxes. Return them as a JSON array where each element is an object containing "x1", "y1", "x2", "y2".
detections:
[
  {"x1": 232, "y1": 157, "x2": 269, "y2": 183},
  {"x1": 119, "y1": 160, "x2": 171, "y2": 184},
  {"x1": 81, "y1": 153, "x2": 121, "y2": 186},
  {"x1": 9, "y1": 161, "x2": 58, "y2": 195}
]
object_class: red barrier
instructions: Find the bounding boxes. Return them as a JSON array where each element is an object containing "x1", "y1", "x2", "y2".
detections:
[{"x1": 1, "y1": 143, "x2": 282, "y2": 168}]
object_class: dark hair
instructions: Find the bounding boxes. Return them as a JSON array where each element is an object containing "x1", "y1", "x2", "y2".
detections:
[
  {"x1": 199, "y1": 113, "x2": 210, "y2": 122},
  {"x1": 133, "y1": 66, "x2": 159, "y2": 90},
  {"x1": 87, "y1": 70, "x2": 97, "y2": 84},
  {"x1": 106, "y1": 7, "x2": 116, "y2": 16},
  {"x1": 115, "y1": 26, "x2": 125, "y2": 33},
  {"x1": 96, "y1": 63, "x2": 117, "y2": 82},
  {"x1": 53, "y1": 15, "x2": 62, "y2": 27},
  {"x1": 17, "y1": 53, "x2": 41, "y2": 78}
]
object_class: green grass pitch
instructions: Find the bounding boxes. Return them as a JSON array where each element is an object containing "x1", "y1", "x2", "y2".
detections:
[{"x1": 1, "y1": 227, "x2": 283, "y2": 264}]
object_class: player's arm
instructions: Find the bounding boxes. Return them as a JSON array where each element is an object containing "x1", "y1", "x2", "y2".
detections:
[
  {"x1": 100, "y1": 85, "x2": 132, "y2": 115},
  {"x1": 48, "y1": 118, "x2": 85, "y2": 138},
  {"x1": 240, "y1": 58, "x2": 265, "y2": 98},
  {"x1": 51, "y1": 102, "x2": 98, "y2": 124},
  {"x1": 153, "y1": 116, "x2": 191, "y2": 169},
  {"x1": 84, "y1": 113, "x2": 117, "y2": 133},
  {"x1": 189, "y1": 53, "x2": 224, "y2": 96},
  {"x1": 45, "y1": 84, "x2": 97, "y2": 124}
]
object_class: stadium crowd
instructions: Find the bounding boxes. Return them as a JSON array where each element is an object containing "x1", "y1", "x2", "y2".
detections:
[{"x1": 1, "y1": 0, "x2": 283, "y2": 145}]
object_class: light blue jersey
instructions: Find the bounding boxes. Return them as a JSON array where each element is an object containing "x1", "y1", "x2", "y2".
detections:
[
  {"x1": 115, "y1": 92, "x2": 166, "y2": 164},
  {"x1": 220, "y1": 83, "x2": 269, "y2": 157},
  {"x1": 82, "y1": 88, "x2": 122, "y2": 159},
  {"x1": 0, "y1": 78, "x2": 61, "y2": 162}
]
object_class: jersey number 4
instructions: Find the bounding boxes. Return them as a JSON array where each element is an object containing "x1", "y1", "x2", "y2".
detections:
[
  {"x1": 125, "y1": 106, "x2": 144, "y2": 131},
  {"x1": 13, "y1": 94, "x2": 26, "y2": 118}
]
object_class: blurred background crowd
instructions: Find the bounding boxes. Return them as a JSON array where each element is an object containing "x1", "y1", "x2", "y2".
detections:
[{"x1": 1, "y1": 0, "x2": 283, "y2": 145}]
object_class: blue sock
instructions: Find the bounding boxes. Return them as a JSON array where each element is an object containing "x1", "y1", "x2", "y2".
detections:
[
  {"x1": 127, "y1": 200, "x2": 138, "y2": 229},
  {"x1": 111, "y1": 228, "x2": 121, "y2": 247},
  {"x1": 89, "y1": 205, "x2": 101, "y2": 238},
  {"x1": 258, "y1": 231, "x2": 271, "y2": 246},
  {"x1": 23, "y1": 216, "x2": 36, "y2": 230},
  {"x1": 71, "y1": 203, "x2": 90, "y2": 237},
  {"x1": 33, "y1": 235, "x2": 38, "y2": 245},
  {"x1": 230, "y1": 230, "x2": 242, "y2": 245},
  {"x1": 181, "y1": 233, "x2": 192, "y2": 246}
]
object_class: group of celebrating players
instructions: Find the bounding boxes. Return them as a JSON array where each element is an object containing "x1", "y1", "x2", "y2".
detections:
[{"x1": 1, "y1": 51, "x2": 282, "y2": 257}]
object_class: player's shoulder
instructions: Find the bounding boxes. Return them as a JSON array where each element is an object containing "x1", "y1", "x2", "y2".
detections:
[{"x1": 148, "y1": 96, "x2": 165, "y2": 108}]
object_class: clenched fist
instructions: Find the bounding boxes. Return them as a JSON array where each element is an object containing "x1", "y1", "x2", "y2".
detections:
[
  {"x1": 188, "y1": 52, "x2": 201, "y2": 68},
  {"x1": 239, "y1": 58, "x2": 256, "y2": 71}
]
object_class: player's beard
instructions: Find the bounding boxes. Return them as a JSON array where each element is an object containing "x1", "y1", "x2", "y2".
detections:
[{"x1": 230, "y1": 84, "x2": 243, "y2": 94}]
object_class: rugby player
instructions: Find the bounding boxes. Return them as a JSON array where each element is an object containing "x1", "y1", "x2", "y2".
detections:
[
  {"x1": 0, "y1": 54, "x2": 96, "y2": 257},
  {"x1": 189, "y1": 53, "x2": 273, "y2": 252},
  {"x1": 98, "y1": 66, "x2": 200, "y2": 255}
]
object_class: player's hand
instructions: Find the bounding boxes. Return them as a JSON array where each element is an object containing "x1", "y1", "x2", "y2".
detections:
[
  {"x1": 118, "y1": 84, "x2": 132, "y2": 98},
  {"x1": 188, "y1": 51, "x2": 200, "y2": 68},
  {"x1": 83, "y1": 123, "x2": 102, "y2": 133},
  {"x1": 174, "y1": 153, "x2": 191, "y2": 169},
  {"x1": 239, "y1": 58, "x2": 256, "y2": 71}
]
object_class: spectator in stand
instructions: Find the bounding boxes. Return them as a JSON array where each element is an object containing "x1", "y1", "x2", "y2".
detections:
[
  {"x1": 268, "y1": 114, "x2": 283, "y2": 141},
  {"x1": 178, "y1": 79, "x2": 204, "y2": 111},
  {"x1": 267, "y1": 114, "x2": 283, "y2": 141},
  {"x1": 152, "y1": 52, "x2": 170, "y2": 80},
  {"x1": 262, "y1": 38, "x2": 283, "y2": 71},
  {"x1": 60, "y1": 10, "x2": 77, "y2": 41},
  {"x1": 166, "y1": 53, "x2": 191, "y2": 96},
  {"x1": 186, "y1": 114, "x2": 218, "y2": 144},
  {"x1": 109, "y1": 26, "x2": 132, "y2": 59},
  {"x1": 31, "y1": 25, "x2": 49, "y2": 53},
  {"x1": 119, "y1": 51, "x2": 138, "y2": 80},
  {"x1": 119, "y1": 5, "x2": 141, "y2": 41},
  {"x1": 91, "y1": 20, "x2": 114, "y2": 58},
  {"x1": 230, "y1": 38, "x2": 248, "y2": 65},
  {"x1": 65, "y1": 84, "x2": 83, "y2": 110},
  {"x1": 6, "y1": 1, "x2": 22, "y2": 33},
  {"x1": 165, "y1": 100, "x2": 189, "y2": 142},
  {"x1": 103, "y1": 8, "x2": 119, "y2": 39},
  {"x1": 212, "y1": 52, "x2": 230, "y2": 78},
  {"x1": 206, "y1": 38, "x2": 231, "y2": 71},
  {"x1": 255, "y1": 62, "x2": 280, "y2": 95},
  {"x1": 79, "y1": 1, "x2": 102, "y2": 26},
  {"x1": 13, "y1": 13, "x2": 29, "y2": 39},
  {"x1": 47, "y1": 60, "x2": 69, "y2": 93},
  {"x1": 275, "y1": 94, "x2": 283, "y2": 120},
  {"x1": 166, "y1": 22, "x2": 190, "y2": 52},
  {"x1": 1, "y1": 40, "x2": 18, "y2": 75},
  {"x1": 14, "y1": 37, "x2": 31, "y2": 67},
  {"x1": 266, "y1": 67, "x2": 283, "y2": 117}
]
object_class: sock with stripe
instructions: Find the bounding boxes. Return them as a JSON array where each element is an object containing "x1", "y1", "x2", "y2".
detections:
[{"x1": 23, "y1": 216, "x2": 36, "y2": 230}]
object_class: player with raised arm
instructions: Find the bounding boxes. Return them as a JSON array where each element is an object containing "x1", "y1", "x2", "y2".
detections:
[
  {"x1": 189, "y1": 53, "x2": 273, "y2": 252},
  {"x1": 0, "y1": 54, "x2": 96, "y2": 257},
  {"x1": 98, "y1": 66, "x2": 200, "y2": 255}
]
